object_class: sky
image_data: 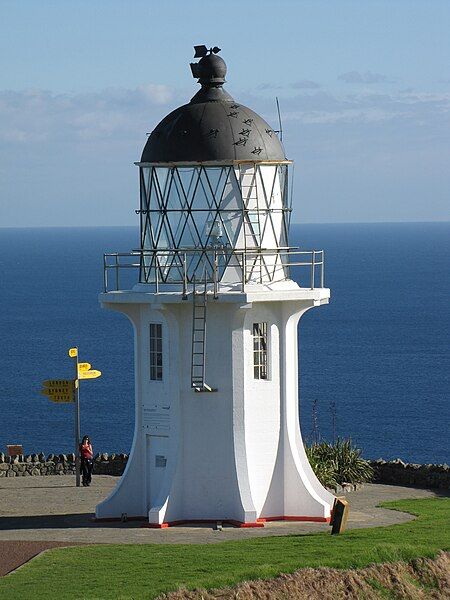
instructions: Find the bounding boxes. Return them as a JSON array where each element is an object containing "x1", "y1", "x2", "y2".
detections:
[{"x1": 0, "y1": 0, "x2": 449, "y2": 226}]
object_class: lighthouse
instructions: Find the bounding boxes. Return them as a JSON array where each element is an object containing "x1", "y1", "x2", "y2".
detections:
[{"x1": 96, "y1": 46, "x2": 334, "y2": 527}]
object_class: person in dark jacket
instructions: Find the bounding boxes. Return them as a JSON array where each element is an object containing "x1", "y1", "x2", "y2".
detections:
[{"x1": 79, "y1": 435, "x2": 94, "y2": 487}]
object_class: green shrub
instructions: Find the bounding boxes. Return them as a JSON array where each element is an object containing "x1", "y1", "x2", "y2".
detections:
[{"x1": 305, "y1": 438, "x2": 373, "y2": 487}]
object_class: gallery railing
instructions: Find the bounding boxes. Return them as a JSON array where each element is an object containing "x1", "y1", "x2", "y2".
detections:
[{"x1": 103, "y1": 248, "x2": 325, "y2": 294}]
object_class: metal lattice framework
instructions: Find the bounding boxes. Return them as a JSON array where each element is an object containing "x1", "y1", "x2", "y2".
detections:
[{"x1": 137, "y1": 163, "x2": 291, "y2": 284}]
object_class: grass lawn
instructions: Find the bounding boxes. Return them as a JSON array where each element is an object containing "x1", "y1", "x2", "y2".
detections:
[{"x1": 1, "y1": 498, "x2": 449, "y2": 600}]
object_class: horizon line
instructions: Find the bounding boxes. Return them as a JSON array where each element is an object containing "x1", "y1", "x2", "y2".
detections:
[{"x1": 1, "y1": 219, "x2": 449, "y2": 230}]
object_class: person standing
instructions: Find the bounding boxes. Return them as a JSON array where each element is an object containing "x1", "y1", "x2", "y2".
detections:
[{"x1": 79, "y1": 435, "x2": 94, "y2": 487}]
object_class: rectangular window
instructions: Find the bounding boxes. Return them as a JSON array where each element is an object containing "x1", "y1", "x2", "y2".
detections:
[
  {"x1": 149, "y1": 323, "x2": 163, "y2": 381},
  {"x1": 253, "y1": 322, "x2": 268, "y2": 380}
]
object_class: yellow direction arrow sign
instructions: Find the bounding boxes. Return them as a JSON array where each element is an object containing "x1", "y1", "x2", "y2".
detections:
[
  {"x1": 78, "y1": 362, "x2": 91, "y2": 373},
  {"x1": 43, "y1": 379, "x2": 73, "y2": 390},
  {"x1": 41, "y1": 390, "x2": 74, "y2": 403},
  {"x1": 78, "y1": 369, "x2": 101, "y2": 380},
  {"x1": 41, "y1": 380, "x2": 75, "y2": 403},
  {"x1": 68, "y1": 347, "x2": 78, "y2": 358}
]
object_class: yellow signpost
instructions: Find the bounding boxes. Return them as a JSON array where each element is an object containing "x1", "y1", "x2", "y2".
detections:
[
  {"x1": 42, "y1": 392, "x2": 73, "y2": 403},
  {"x1": 42, "y1": 379, "x2": 73, "y2": 390},
  {"x1": 41, "y1": 379, "x2": 74, "y2": 403},
  {"x1": 41, "y1": 347, "x2": 101, "y2": 487},
  {"x1": 78, "y1": 369, "x2": 102, "y2": 380}
]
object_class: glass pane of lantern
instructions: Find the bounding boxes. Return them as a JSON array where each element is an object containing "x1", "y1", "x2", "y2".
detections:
[
  {"x1": 190, "y1": 209, "x2": 209, "y2": 247},
  {"x1": 176, "y1": 167, "x2": 197, "y2": 205},
  {"x1": 154, "y1": 167, "x2": 170, "y2": 201},
  {"x1": 204, "y1": 167, "x2": 227, "y2": 199},
  {"x1": 179, "y1": 215, "x2": 199, "y2": 248},
  {"x1": 218, "y1": 168, "x2": 242, "y2": 247}
]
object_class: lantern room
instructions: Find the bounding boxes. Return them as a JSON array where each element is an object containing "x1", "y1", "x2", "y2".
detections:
[{"x1": 135, "y1": 45, "x2": 292, "y2": 287}]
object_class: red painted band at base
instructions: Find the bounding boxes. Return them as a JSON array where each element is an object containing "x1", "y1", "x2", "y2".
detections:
[
  {"x1": 141, "y1": 519, "x2": 264, "y2": 529},
  {"x1": 94, "y1": 515, "x2": 329, "y2": 527},
  {"x1": 257, "y1": 515, "x2": 331, "y2": 523}
]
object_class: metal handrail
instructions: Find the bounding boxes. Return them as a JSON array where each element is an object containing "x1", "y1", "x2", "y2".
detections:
[{"x1": 103, "y1": 248, "x2": 325, "y2": 293}]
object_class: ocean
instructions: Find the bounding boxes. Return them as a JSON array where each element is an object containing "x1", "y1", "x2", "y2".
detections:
[{"x1": 0, "y1": 223, "x2": 448, "y2": 464}]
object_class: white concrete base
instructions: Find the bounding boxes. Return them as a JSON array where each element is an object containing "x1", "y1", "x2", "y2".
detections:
[{"x1": 95, "y1": 283, "x2": 334, "y2": 526}]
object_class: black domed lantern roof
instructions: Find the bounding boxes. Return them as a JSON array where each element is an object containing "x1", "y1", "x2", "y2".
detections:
[{"x1": 141, "y1": 45, "x2": 286, "y2": 163}]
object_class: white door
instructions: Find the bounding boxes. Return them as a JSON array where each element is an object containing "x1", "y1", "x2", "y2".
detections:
[{"x1": 146, "y1": 434, "x2": 169, "y2": 510}]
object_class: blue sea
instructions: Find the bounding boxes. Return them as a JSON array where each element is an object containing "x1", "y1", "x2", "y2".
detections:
[{"x1": 0, "y1": 223, "x2": 448, "y2": 464}]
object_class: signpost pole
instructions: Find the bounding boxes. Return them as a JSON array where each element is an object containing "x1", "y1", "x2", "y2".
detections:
[{"x1": 73, "y1": 348, "x2": 81, "y2": 487}]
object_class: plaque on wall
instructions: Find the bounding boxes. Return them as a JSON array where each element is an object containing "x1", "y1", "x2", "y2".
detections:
[{"x1": 142, "y1": 405, "x2": 170, "y2": 434}]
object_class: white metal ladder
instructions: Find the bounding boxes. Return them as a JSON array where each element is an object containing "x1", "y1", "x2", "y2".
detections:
[{"x1": 191, "y1": 274, "x2": 215, "y2": 392}]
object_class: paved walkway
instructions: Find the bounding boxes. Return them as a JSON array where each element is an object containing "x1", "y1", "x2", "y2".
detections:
[{"x1": 1, "y1": 475, "x2": 446, "y2": 546}]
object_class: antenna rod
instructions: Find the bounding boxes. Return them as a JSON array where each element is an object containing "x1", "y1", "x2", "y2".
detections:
[{"x1": 276, "y1": 96, "x2": 283, "y2": 142}]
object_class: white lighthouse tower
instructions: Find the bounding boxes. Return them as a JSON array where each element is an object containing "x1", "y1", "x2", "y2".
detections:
[{"x1": 96, "y1": 46, "x2": 334, "y2": 527}]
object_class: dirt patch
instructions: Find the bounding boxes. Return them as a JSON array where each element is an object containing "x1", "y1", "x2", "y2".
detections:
[
  {"x1": 160, "y1": 552, "x2": 450, "y2": 599},
  {"x1": 0, "y1": 541, "x2": 85, "y2": 576}
]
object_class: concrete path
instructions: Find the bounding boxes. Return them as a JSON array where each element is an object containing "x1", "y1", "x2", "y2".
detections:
[{"x1": 1, "y1": 475, "x2": 447, "y2": 545}]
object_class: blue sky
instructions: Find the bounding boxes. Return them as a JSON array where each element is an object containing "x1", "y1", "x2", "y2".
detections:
[{"x1": 0, "y1": 0, "x2": 449, "y2": 226}]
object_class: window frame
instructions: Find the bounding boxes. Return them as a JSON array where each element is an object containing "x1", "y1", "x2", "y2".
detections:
[
  {"x1": 252, "y1": 322, "x2": 268, "y2": 380},
  {"x1": 149, "y1": 322, "x2": 163, "y2": 381}
]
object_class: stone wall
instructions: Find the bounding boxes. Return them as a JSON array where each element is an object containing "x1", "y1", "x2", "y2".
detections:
[
  {"x1": 0, "y1": 452, "x2": 128, "y2": 477},
  {"x1": 1, "y1": 453, "x2": 449, "y2": 490},
  {"x1": 369, "y1": 459, "x2": 450, "y2": 490}
]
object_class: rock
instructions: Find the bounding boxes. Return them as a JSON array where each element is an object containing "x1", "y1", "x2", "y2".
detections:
[
  {"x1": 31, "y1": 468, "x2": 40, "y2": 476},
  {"x1": 6, "y1": 471, "x2": 16, "y2": 477},
  {"x1": 23, "y1": 470, "x2": 30, "y2": 476},
  {"x1": 31, "y1": 454, "x2": 39, "y2": 463},
  {"x1": 38, "y1": 452, "x2": 45, "y2": 461},
  {"x1": 0, "y1": 464, "x2": 9, "y2": 471},
  {"x1": 47, "y1": 454, "x2": 55, "y2": 462}
]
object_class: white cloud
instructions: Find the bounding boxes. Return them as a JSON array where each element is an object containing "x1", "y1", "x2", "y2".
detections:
[
  {"x1": 0, "y1": 84, "x2": 175, "y2": 144},
  {"x1": 137, "y1": 84, "x2": 173, "y2": 104},
  {"x1": 338, "y1": 71, "x2": 394, "y2": 84},
  {"x1": 291, "y1": 80, "x2": 321, "y2": 90},
  {"x1": 257, "y1": 83, "x2": 282, "y2": 91},
  {"x1": 0, "y1": 81, "x2": 448, "y2": 225},
  {"x1": 260, "y1": 89, "x2": 450, "y2": 128}
]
